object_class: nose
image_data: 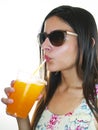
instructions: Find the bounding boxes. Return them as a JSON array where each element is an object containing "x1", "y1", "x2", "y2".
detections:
[{"x1": 41, "y1": 37, "x2": 53, "y2": 51}]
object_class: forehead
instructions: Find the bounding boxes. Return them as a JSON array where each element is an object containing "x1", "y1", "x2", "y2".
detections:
[{"x1": 44, "y1": 16, "x2": 74, "y2": 33}]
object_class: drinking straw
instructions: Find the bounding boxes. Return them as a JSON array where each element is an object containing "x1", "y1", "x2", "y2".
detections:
[
  {"x1": 32, "y1": 59, "x2": 46, "y2": 75},
  {"x1": 26, "y1": 59, "x2": 46, "y2": 87}
]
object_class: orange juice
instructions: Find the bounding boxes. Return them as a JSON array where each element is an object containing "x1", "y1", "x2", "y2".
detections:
[{"x1": 6, "y1": 80, "x2": 45, "y2": 118}]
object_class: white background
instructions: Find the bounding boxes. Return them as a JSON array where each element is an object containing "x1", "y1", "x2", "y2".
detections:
[{"x1": 0, "y1": 0, "x2": 98, "y2": 129}]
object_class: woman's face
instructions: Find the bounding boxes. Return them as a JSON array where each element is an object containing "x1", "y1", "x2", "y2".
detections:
[{"x1": 41, "y1": 16, "x2": 78, "y2": 72}]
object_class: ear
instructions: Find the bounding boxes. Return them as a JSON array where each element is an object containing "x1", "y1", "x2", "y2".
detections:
[{"x1": 91, "y1": 37, "x2": 95, "y2": 47}]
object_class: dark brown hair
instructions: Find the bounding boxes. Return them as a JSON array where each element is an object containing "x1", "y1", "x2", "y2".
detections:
[{"x1": 31, "y1": 5, "x2": 98, "y2": 129}]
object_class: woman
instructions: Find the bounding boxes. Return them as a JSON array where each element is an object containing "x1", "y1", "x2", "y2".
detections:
[{"x1": 1, "y1": 5, "x2": 98, "y2": 130}]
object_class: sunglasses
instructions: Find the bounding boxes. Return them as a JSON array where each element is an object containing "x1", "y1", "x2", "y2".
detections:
[{"x1": 38, "y1": 30, "x2": 78, "y2": 47}]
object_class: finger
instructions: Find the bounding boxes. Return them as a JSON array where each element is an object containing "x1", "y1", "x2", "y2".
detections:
[
  {"x1": 37, "y1": 94, "x2": 43, "y2": 100},
  {"x1": 10, "y1": 80, "x2": 15, "y2": 87},
  {"x1": 6, "y1": 111, "x2": 17, "y2": 118},
  {"x1": 1, "y1": 98, "x2": 14, "y2": 105},
  {"x1": 4, "y1": 87, "x2": 15, "y2": 97}
]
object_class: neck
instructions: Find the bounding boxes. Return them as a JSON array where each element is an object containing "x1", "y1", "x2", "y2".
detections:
[{"x1": 59, "y1": 68, "x2": 83, "y2": 91}]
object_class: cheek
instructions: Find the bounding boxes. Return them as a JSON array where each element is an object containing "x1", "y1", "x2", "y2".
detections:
[
  {"x1": 57, "y1": 44, "x2": 78, "y2": 67},
  {"x1": 67, "y1": 44, "x2": 78, "y2": 63},
  {"x1": 47, "y1": 43, "x2": 78, "y2": 71},
  {"x1": 56, "y1": 43, "x2": 78, "y2": 58},
  {"x1": 55, "y1": 45, "x2": 69, "y2": 56},
  {"x1": 68, "y1": 44, "x2": 78, "y2": 55}
]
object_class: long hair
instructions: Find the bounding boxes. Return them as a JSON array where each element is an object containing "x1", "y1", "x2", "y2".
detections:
[{"x1": 31, "y1": 5, "x2": 98, "y2": 129}]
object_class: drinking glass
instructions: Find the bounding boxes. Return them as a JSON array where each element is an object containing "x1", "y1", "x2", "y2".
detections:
[{"x1": 6, "y1": 70, "x2": 46, "y2": 118}]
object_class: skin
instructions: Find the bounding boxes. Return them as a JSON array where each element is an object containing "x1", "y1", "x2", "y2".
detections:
[
  {"x1": 42, "y1": 16, "x2": 83, "y2": 115},
  {"x1": 1, "y1": 16, "x2": 84, "y2": 129}
]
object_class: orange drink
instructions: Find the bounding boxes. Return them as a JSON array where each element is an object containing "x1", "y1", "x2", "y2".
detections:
[{"x1": 6, "y1": 78, "x2": 45, "y2": 118}]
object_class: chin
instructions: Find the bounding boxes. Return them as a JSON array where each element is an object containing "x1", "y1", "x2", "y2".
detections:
[
  {"x1": 47, "y1": 67, "x2": 59, "y2": 72},
  {"x1": 46, "y1": 64, "x2": 60, "y2": 72}
]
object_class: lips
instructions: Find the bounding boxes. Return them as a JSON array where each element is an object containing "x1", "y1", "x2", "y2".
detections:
[{"x1": 44, "y1": 55, "x2": 51, "y2": 62}]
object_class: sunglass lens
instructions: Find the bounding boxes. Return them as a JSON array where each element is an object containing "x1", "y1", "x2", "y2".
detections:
[
  {"x1": 38, "y1": 31, "x2": 66, "y2": 46},
  {"x1": 39, "y1": 33, "x2": 46, "y2": 45},
  {"x1": 49, "y1": 31, "x2": 65, "y2": 46}
]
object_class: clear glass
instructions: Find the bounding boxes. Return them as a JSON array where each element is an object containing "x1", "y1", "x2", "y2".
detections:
[{"x1": 6, "y1": 70, "x2": 46, "y2": 118}]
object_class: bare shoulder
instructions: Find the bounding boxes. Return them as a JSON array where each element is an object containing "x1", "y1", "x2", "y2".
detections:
[{"x1": 94, "y1": 119, "x2": 98, "y2": 130}]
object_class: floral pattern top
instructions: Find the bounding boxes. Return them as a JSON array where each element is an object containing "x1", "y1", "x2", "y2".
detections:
[{"x1": 35, "y1": 85, "x2": 98, "y2": 130}]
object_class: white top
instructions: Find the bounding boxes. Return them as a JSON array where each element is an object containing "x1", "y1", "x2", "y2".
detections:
[{"x1": 35, "y1": 85, "x2": 98, "y2": 130}]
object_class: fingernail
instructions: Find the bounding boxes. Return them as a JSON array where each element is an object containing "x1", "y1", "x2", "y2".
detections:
[
  {"x1": 11, "y1": 87, "x2": 15, "y2": 92},
  {"x1": 8, "y1": 99, "x2": 14, "y2": 103}
]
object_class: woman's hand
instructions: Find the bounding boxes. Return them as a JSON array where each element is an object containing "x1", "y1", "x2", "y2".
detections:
[
  {"x1": 1, "y1": 81, "x2": 15, "y2": 109},
  {"x1": 1, "y1": 81, "x2": 31, "y2": 130}
]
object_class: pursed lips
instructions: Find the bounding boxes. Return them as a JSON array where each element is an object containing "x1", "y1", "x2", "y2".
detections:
[{"x1": 44, "y1": 55, "x2": 52, "y2": 62}]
